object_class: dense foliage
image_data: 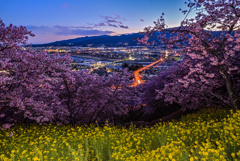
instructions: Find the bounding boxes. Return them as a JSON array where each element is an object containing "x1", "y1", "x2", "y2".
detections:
[
  {"x1": 0, "y1": 19, "x2": 140, "y2": 128},
  {"x1": 141, "y1": 0, "x2": 240, "y2": 113},
  {"x1": 1, "y1": 108, "x2": 239, "y2": 160}
]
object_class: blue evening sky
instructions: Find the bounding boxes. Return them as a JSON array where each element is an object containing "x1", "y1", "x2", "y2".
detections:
[{"x1": 1, "y1": 0, "x2": 190, "y2": 44}]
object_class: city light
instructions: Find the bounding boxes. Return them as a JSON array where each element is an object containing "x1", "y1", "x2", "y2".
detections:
[{"x1": 132, "y1": 58, "x2": 164, "y2": 86}]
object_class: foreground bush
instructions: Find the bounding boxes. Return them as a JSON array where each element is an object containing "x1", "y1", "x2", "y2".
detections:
[{"x1": 1, "y1": 108, "x2": 239, "y2": 161}]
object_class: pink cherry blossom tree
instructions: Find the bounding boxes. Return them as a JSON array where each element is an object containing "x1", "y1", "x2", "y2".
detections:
[
  {"x1": 0, "y1": 19, "x2": 73, "y2": 125},
  {"x1": 141, "y1": 0, "x2": 240, "y2": 110},
  {"x1": 0, "y1": 19, "x2": 140, "y2": 128},
  {"x1": 57, "y1": 69, "x2": 140, "y2": 124}
]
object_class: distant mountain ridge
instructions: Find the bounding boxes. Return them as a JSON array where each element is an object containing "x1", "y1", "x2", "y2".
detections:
[
  {"x1": 32, "y1": 29, "x2": 224, "y2": 47},
  {"x1": 32, "y1": 33, "x2": 145, "y2": 47}
]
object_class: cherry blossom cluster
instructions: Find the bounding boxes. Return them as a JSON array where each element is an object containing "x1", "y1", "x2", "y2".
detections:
[
  {"x1": 0, "y1": 19, "x2": 140, "y2": 129},
  {"x1": 140, "y1": 0, "x2": 240, "y2": 111}
]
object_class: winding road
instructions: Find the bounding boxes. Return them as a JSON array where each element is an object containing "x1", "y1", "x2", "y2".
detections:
[{"x1": 133, "y1": 58, "x2": 164, "y2": 86}]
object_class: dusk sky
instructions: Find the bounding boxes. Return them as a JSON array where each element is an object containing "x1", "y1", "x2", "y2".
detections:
[{"x1": 1, "y1": 0, "x2": 189, "y2": 44}]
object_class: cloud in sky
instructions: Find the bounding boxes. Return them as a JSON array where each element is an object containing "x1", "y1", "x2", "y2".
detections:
[
  {"x1": 119, "y1": 25, "x2": 129, "y2": 29},
  {"x1": 94, "y1": 22, "x2": 106, "y2": 27},
  {"x1": 26, "y1": 13, "x2": 130, "y2": 39},
  {"x1": 27, "y1": 14, "x2": 130, "y2": 38},
  {"x1": 26, "y1": 25, "x2": 115, "y2": 36},
  {"x1": 56, "y1": 28, "x2": 114, "y2": 36},
  {"x1": 26, "y1": 25, "x2": 54, "y2": 34},
  {"x1": 104, "y1": 16, "x2": 119, "y2": 23},
  {"x1": 26, "y1": 14, "x2": 130, "y2": 43},
  {"x1": 107, "y1": 23, "x2": 118, "y2": 28},
  {"x1": 96, "y1": 15, "x2": 129, "y2": 29}
]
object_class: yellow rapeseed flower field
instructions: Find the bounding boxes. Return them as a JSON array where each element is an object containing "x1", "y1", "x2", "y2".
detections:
[{"x1": 0, "y1": 108, "x2": 239, "y2": 161}]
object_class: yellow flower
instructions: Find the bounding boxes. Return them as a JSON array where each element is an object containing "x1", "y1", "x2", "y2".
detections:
[{"x1": 33, "y1": 156, "x2": 40, "y2": 161}]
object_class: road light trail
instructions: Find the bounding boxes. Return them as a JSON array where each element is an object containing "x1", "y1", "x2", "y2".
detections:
[{"x1": 133, "y1": 58, "x2": 164, "y2": 86}]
